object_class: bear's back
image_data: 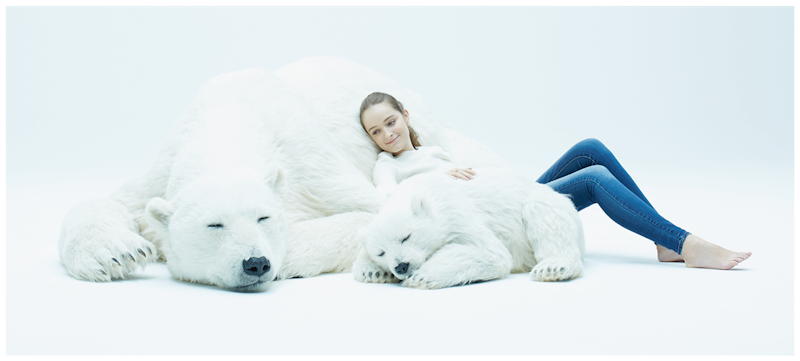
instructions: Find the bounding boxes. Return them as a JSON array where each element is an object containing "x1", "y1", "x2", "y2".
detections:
[{"x1": 275, "y1": 57, "x2": 512, "y2": 181}]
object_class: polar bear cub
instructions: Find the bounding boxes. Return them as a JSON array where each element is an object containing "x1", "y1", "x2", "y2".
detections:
[{"x1": 353, "y1": 168, "x2": 585, "y2": 289}]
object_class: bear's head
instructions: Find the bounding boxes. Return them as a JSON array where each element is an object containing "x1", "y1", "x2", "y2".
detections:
[
  {"x1": 145, "y1": 169, "x2": 286, "y2": 292},
  {"x1": 360, "y1": 184, "x2": 455, "y2": 280}
]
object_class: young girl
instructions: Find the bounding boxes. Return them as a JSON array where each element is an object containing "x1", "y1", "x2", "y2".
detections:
[{"x1": 359, "y1": 92, "x2": 751, "y2": 270}]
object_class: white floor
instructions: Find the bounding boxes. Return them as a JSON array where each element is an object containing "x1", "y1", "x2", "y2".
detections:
[{"x1": 5, "y1": 165, "x2": 793, "y2": 355}]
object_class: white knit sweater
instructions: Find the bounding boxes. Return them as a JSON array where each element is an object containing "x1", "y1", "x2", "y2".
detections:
[{"x1": 372, "y1": 146, "x2": 458, "y2": 198}]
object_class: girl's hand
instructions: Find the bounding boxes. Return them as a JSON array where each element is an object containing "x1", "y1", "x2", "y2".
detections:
[{"x1": 446, "y1": 167, "x2": 476, "y2": 180}]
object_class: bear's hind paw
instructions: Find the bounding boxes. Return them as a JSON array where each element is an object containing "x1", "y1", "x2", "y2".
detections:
[{"x1": 530, "y1": 259, "x2": 581, "y2": 282}]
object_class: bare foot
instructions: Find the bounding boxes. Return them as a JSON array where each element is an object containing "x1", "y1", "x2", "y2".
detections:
[
  {"x1": 681, "y1": 234, "x2": 751, "y2": 270},
  {"x1": 656, "y1": 244, "x2": 684, "y2": 262}
]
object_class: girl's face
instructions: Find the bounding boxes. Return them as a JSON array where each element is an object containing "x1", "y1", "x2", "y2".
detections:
[{"x1": 361, "y1": 101, "x2": 415, "y2": 156}]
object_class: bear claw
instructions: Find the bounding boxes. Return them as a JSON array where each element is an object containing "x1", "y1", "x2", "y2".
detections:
[
  {"x1": 402, "y1": 274, "x2": 443, "y2": 289},
  {"x1": 356, "y1": 268, "x2": 400, "y2": 284},
  {"x1": 530, "y1": 259, "x2": 580, "y2": 282}
]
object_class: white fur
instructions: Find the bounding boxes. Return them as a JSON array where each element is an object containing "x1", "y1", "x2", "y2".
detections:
[
  {"x1": 354, "y1": 168, "x2": 585, "y2": 289},
  {"x1": 58, "y1": 57, "x2": 512, "y2": 291}
]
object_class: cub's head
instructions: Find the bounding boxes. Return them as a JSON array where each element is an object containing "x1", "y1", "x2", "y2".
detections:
[
  {"x1": 361, "y1": 191, "x2": 452, "y2": 280},
  {"x1": 145, "y1": 169, "x2": 286, "y2": 292}
]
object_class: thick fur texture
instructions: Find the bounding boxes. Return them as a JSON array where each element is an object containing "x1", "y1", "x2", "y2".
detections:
[
  {"x1": 353, "y1": 168, "x2": 585, "y2": 289},
  {"x1": 58, "y1": 57, "x2": 512, "y2": 291}
]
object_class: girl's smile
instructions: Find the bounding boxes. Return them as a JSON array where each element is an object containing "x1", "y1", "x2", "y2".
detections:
[{"x1": 361, "y1": 101, "x2": 416, "y2": 156}]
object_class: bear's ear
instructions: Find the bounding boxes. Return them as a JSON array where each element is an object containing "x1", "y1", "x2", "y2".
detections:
[
  {"x1": 410, "y1": 194, "x2": 432, "y2": 216},
  {"x1": 263, "y1": 163, "x2": 284, "y2": 189},
  {"x1": 145, "y1": 197, "x2": 174, "y2": 234}
]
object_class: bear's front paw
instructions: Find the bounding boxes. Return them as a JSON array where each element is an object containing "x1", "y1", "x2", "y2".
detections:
[
  {"x1": 61, "y1": 228, "x2": 157, "y2": 282},
  {"x1": 354, "y1": 269, "x2": 400, "y2": 284},
  {"x1": 530, "y1": 258, "x2": 582, "y2": 282},
  {"x1": 401, "y1": 273, "x2": 445, "y2": 290},
  {"x1": 351, "y1": 249, "x2": 399, "y2": 284}
]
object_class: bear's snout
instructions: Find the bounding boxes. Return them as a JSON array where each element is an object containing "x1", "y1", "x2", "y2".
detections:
[
  {"x1": 395, "y1": 262, "x2": 409, "y2": 275},
  {"x1": 243, "y1": 256, "x2": 271, "y2": 276}
]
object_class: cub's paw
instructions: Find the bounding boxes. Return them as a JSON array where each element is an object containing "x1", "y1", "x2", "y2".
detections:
[
  {"x1": 351, "y1": 248, "x2": 399, "y2": 284},
  {"x1": 401, "y1": 273, "x2": 446, "y2": 290},
  {"x1": 530, "y1": 258, "x2": 582, "y2": 282},
  {"x1": 354, "y1": 269, "x2": 400, "y2": 284}
]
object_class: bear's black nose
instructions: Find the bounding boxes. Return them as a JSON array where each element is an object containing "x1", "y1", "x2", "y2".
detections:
[
  {"x1": 243, "y1": 257, "x2": 271, "y2": 276},
  {"x1": 395, "y1": 262, "x2": 409, "y2": 275}
]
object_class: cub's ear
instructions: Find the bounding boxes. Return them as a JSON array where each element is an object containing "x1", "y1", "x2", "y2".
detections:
[
  {"x1": 145, "y1": 197, "x2": 173, "y2": 234},
  {"x1": 263, "y1": 163, "x2": 284, "y2": 189},
  {"x1": 410, "y1": 194, "x2": 432, "y2": 216}
]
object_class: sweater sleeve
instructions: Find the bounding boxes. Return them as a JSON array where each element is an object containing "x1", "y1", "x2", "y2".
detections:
[
  {"x1": 429, "y1": 146, "x2": 458, "y2": 168},
  {"x1": 372, "y1": 156, "x2": 398, "y2": 199}
]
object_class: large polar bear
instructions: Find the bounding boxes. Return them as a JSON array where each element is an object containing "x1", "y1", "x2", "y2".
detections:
[
  {"x1": 353, "y1": 168, "x2": 585, "y2": 289},
  {"x1": 58, "y1": 57, "x2": 512, "y2": 291}
]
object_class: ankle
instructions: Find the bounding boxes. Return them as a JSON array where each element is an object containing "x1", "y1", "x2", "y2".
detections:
[{"x1": 656, "y1": 244, "x2": 684, "y2": 262}]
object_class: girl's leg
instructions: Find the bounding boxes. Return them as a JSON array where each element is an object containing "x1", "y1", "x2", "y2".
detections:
[
  {"x1": 546, "y1": 165, "x2": 688, "y2": 253},
  {"x1": 537, "y1": 138, "x2": 655, "y2": 208},
  {"x1": 537, "y1": 138, "x2": 751, "y2": 269},
  {"x1": 537, "y1": 138, "x2": 680, "y2": 259},
  {"x1": 546, "y1": 165, "x2": 750, "y2": 269}
]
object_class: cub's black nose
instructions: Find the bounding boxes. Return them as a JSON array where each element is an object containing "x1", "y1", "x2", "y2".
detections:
[
  {"x1": 243, "y1": 257, "x2": 271, "y2": 276},
  {"x1": 395, "y1": 262, "x2": 409, "y2": 275}
]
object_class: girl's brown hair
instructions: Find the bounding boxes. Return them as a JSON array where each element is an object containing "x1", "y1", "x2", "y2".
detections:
[{"x1": 359, "y1": 92, "x2": 421, "y2": 148}]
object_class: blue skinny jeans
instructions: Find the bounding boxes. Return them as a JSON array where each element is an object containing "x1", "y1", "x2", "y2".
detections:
[{"x1": 537, "y1": 138, "x2": 689, "y2": 254}]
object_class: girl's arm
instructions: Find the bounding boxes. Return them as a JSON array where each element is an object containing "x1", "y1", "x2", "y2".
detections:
[{"x1": 432, "y1": 146, "x2": 476, "y2": 180}]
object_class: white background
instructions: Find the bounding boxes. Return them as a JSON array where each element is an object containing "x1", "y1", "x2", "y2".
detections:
[{"x1": 5, "y1": 6, "x2": 794, "y2": 355}]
